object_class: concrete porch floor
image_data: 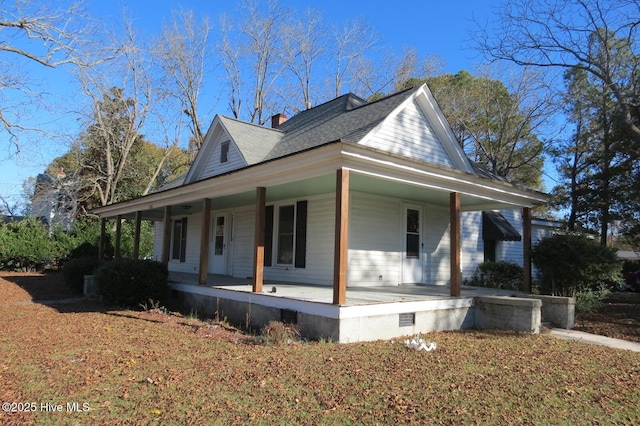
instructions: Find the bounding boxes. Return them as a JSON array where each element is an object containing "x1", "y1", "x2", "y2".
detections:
[{"x1": 168, "y1": 272, "x2": 524, "y2": 306}]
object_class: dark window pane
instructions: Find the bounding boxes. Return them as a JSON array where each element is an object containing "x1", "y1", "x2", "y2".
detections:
[
  {"x1": 215, "y1": 236, "x2": 224, "y2": 255},
  {"x1": 406, "y1": 234, "x2": 419, "y2": 258},
  {"x1": 277, "y1": 234, "x2": 294, "y2": 264},
  {"x1": 179, "y1": 218, "x2": 187, "y2": 262},
  {"x1": 172, "y1": 220, "x2": 182, "y2": 260},
  {"x1": 277, "y1": 205, "x2": 295, "y2": 264},
  {"x1": 214, "y1": 216, "x2": 225, "y2": 255},
  {"x1": 264, "y1": 206, "x2": 274, "y2": 266},
  {"x1": 407, "y1": 209, "x2": 419, "y2": 233}
]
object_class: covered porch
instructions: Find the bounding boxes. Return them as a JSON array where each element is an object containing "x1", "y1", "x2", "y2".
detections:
[{"x1": 93, "y1": 142, "x2": 546, "y2": 308}]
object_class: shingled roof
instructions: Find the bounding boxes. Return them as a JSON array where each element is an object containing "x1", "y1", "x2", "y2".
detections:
[{"x1": 264, "y1": 87, "x2": 417, "y2": 161}]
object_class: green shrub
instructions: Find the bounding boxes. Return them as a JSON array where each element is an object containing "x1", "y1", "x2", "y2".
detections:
[
  {"x1": 574, "y1": 284, "x2": 610, "y2": 314},
  {"x1": 0, "y1": 217, "x2": 56, "y2": 271},
  {"x1": 532, "y1": 234, "x2": 623, "y2": 296},
  {"x1": 62, "y1": 256, "x2": 104, "y2": 293},
  {"x1": 467, "y1": 261, "x2": 524, "y2": 291},
  {"x1": 95, "y1": 259, "x2": 168, "y2": 306}
]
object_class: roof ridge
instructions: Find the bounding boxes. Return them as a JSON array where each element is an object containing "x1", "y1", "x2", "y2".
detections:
[{"x1": 219, "y1": 115, "x2": 284, "y2": 133}]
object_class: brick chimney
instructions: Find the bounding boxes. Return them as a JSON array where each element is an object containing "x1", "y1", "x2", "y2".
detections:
[{"x1": 271, "y1": 113, "x2": 287, "y2": 128}]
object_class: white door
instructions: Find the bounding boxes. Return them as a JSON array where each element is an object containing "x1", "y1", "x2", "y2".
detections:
[
  {"x1": 209, "y1": 213, "x2": 228, "y2": 274},
  {"x1": 402, "y1": 205, "x2": 423, "y2": 283}
]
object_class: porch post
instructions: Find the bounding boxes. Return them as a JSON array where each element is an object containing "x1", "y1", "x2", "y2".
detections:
[
  {"x1": 523, "y1": 207, "x2": 532, "y2": 292},
  {"x1": 333, "y1": 168, "x2": 350, "y2": 305},
  {"x1": 449, "y1": 192, "x2": 461, "y2": 297},
  {"x1": 253, "y1": 187, "x2": 266, "y2": 292},
  {"x1": 114, "y1": 215, "x2": 123, "y2": 259},
  {"x1": 133, "y1": 211, "x2": 142, "y2": 260},
  {"x1": 199, "y1": 198, "x2": 211, "y2": 285},
  {"x1": 99, "y1": 217, "x2": 107, "y2": 260},
  {"x1": 161, "y1": 206, "x2": 172, "y2": 266}
]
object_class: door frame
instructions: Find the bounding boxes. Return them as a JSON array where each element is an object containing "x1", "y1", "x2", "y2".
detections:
[{"x1": 209, "y1": 212, "x2": 229, "y2": 275}]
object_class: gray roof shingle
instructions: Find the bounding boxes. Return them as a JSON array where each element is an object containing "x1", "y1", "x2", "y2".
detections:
[
  {"x1": 264, "y1": 87, "x2": 417, "y2": 160},
  {"x1": 218, "y1": 116, "x2": 282, "y2": 165}
]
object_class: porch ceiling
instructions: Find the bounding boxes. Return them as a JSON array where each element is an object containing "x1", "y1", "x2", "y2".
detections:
[{"x1": 349, "y1": 173, "x2": 526, "y2": 211}]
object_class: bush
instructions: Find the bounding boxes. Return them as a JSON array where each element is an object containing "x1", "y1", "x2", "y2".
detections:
[
  {"x1": 532, "y1": 234, "x2": 623, "y2": 296},
  {"x1": 62, "y1": 256, "x2": 104, "y2": 293},
  {"x1": 574, "y1": 285, "x2": 610, "y2": 314},
  {"x1": 95, "y1": 259, "x2": 168, "y2": 306},
  {"x1": 0, "y1": 217, "x2": 56, "y2": 271},
  {"x1": 467, "y1": 261, "x2": 524, "y2": 291}
]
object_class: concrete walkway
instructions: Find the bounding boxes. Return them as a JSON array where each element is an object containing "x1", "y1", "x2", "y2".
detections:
[{"x1": 549, "y1": 329, "x2": 640, "y2": 353}]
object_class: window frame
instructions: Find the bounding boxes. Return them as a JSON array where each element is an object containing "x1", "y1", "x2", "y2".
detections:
[
  {"x1": 171, "y1": 217, "x2": 188, "y2": 262},
  {"x1": 264, "y1": 200, "x2": 307, "y2": 268},
  {"x1": 220, "y1": 141, "x2": 230, "y2": 163}
]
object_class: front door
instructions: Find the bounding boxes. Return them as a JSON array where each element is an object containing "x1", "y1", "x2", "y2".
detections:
[
  {"x1": 402, "y1": 205, "x2": 423, "y2": 283},
  {"x1": 209, "y1": 213, "x2": 228, "y2": 275}
]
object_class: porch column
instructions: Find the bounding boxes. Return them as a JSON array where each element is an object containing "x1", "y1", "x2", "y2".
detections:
[
  {"x1": 449, "y1": 192, "x2": 461, "y2": 297},
  {"x1": 161, "y1": 206, "x2": 172, "y2": 266},
  {"x1": 333, "y1": 168, "x2": 350, "y2": 305},
  {"x1": 99, "y1": 217, "x2": 107, "y2": 260},
  {"x1": 199, "y1": 198, "x2": 211, "y2": 285},
  {"x1": 523, "y1": 207, "x2": 532, "y2": 292},
  {"x1": 253, "y1": 187, "x2": 266, "y2": 292},
  {"x1": 133, "y1": 211, "x2": 142, "y2": 259},
  {"x1": 114, "y1": 215, "x2": 123, "y2": 259}
]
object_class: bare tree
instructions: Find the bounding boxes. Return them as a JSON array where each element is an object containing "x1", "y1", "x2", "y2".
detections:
[
  {"x1": 218, "y1": 0, "x2": 290, "y2": 125},
  {"x1": 152, "y1": 8, "x2": 213, "y2": 153},
  {"x1": 330, "y1": 18, "x2": 378, "y2": 98},
  {"x1": 282, "y1": 8, "x2": 325, "y2": 110},
  {"x1": 218, "y1": 14, "x2": 243, "y2": 120},
  {"x1": 476, "y1": 0, "x2": 640, "y2": 141},
  {"x1": 0, "y1": 0, "x2": 95, "y2": 152}
]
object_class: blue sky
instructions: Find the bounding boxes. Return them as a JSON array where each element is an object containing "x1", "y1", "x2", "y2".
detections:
[{"x1": 0, "y1": 0, "x2": 502, "y2": 209}]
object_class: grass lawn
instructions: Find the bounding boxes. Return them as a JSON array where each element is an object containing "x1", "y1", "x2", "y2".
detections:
[{"x1": 1, "y1": 271, "x2": 639, "y2": 425}]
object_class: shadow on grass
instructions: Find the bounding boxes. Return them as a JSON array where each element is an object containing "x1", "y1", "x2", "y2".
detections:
[
  {"x1": 1, "y1": 272, "x2": 216, "y2": 333},
  {"x1": 3, "y1": 271, "x2": 113, "y2": 315}
]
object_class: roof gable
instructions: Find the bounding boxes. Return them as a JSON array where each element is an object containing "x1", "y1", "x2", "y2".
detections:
[
  {"x1": 185, "y1": 116, "x2": 282, "y2": 184},
  {"x1": 357, "y1": 85, "x2": 474, "y2": 173}
]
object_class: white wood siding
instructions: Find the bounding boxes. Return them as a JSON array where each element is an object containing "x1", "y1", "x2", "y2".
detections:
[
  {"x1": 349, "y1": 192, "x2": 402, "y2": 286},
  {"x1": 263, "y1": 195, "x2": 335, "y2": 285},
  {"x1": 348, "y1": 192, "x2": 451, "y2": 286},
  {"x1": 460, "y1": 211, "x2": 484, "y2": 278},
  {"x1": 231, "y1": 195, "x2": 336, "y2": 285},
  {"x1": 231, "y1": 206, "x2": 255, "y2": 279},
  {"x1": 361, "y1": 100, "x2": 454, "y2": 168},
  {"x1": 153, "y1": 221, "x2": 163, "y2": 261},
  {"x1": 423, "y1": 205, "x2": 451, "y2": 285},
  {"x1": 199, "y1": 139, "x2": 248, "y2": 180}
]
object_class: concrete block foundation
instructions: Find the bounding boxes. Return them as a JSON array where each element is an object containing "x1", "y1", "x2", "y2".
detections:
[{"x1": 165, "y1": 283, "x2": 573, "y2": 343}]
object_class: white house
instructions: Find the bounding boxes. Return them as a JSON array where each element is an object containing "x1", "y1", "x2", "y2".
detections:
[
  {"x1": 29, "y1": 170, "x2": 78, "y2": 234},
  {"x1": 93, "y1": 85, "x2": 554, "y2": 341}
]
